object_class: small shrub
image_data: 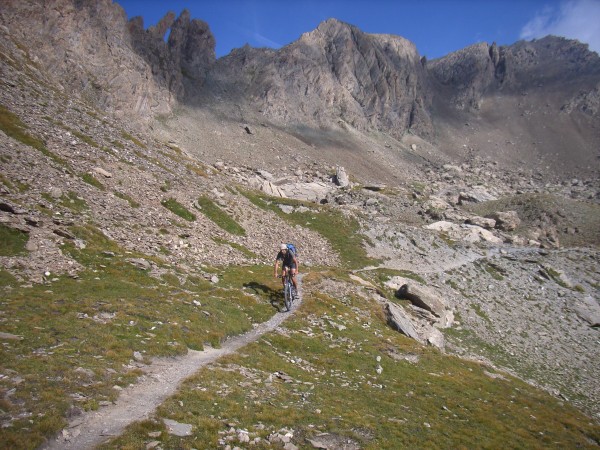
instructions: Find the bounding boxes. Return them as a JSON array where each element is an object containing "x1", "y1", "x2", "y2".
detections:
[
  {"x1": 186, "y1": 163, "x2": 209, "y2": 177},
  {"x1": 160, "y1": 180, "x2": 171, "y2": 192},
  {"x1": 161, "y1": 198, "x2": 196, "y2": 222}
]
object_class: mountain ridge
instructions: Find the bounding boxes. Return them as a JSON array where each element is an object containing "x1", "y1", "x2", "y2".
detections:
[
  {"x1": 2, "y1": 1, "x2": 598, "y2": 180},
  {"x1": 1, "y1": 1, "x2": 600, "y2": 447}
]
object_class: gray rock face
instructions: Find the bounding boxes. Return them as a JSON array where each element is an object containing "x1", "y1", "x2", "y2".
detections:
[
  {"x1": 334, "y1": 166, "x2": 349, "y2": 188},
  {"x1": 574, "y1": 296, "x2": 600, "y2": 327},
  {"x1": 1, "y1": 0, "x2": 168, "y2": 119},
  {"x1": 0, "y1": 1, "x2": 216, "y2": 121},
  {"x1": 395, "y1": 283, "x2": 446, "y2": 318},
  {"x1": 489, "y1": 211, "x2": 521, "y2": 231},
  {"x1": 385, "y1": 302, "x2": 422, "y2": 342},
  {"x1": 211, "y1": 18, "x2": 433, "y2": 138}
]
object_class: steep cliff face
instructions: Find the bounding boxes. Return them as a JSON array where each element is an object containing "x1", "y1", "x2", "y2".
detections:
[
  {"x1": 427, "y1": 36, "x2": 600, "y2": 171},
  {"x1": 0, "y1": 0, "x2": 167, "y2": 119},
  {"x1": 429, "y1": 36, "x2": 600, "y2": 113},
  {"x1": 0, "y1": 0, "x2": 216, "y2": 121},
  {"x1": 1, "y1": 2, "x2": 599, "y2": 173},
  {"x1": 209, "y1": 19, "x2": 433, "y2": 138},
  {"x1": 128, "y1": 9, "x2": 216, "y2": 99}
]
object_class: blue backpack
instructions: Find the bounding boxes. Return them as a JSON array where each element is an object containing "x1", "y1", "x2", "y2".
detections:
[{"x1": 286, "y1": 243, "x2": 297, "y2": 256}]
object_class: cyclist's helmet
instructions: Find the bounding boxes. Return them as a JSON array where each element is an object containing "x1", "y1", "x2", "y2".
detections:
[{"x1": 280, "y1": 243, "x2": 287, "y2": 250}]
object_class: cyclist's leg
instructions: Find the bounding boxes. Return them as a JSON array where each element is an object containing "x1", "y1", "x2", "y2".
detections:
[
  {"x1": 282, "y1": 266, "x2": 288, "y2": 287},
  {"x1": 290, "y1": 266, "x2": 298, "y2": 294}
]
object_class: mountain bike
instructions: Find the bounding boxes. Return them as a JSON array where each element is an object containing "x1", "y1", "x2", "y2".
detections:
[{"x1": 281, "y1": 271, "x2": 295, "y2": 312}]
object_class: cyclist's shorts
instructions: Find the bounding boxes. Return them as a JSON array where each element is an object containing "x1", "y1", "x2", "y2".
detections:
[{"x1": 283, "y1": 264, "x2": 297, "y2": 272}]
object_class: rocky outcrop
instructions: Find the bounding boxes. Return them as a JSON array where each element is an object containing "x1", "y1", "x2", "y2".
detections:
[
  {"x1": 488, "y1": 211, "x2": 521, "y2": 231},
  {"x1": 211, "y1": 18, "x2": 433, "y2": 138},
  {"x1": 385, "y1": 302, "x2": 422, "y2": 343},
  {"x1": 128, "y1": 9, "x2": 216, "y2": 98},
  {"x1": 0, "y1": 1, "x2": 216, "y2": 121},
  {"x1": 0, "y1": 0, "x2": 171, "y2": 119}
]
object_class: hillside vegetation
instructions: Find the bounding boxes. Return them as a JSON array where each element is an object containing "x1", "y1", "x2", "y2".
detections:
[{"x1": 0, "y1": 2, "x2": 599, "y2": 449}]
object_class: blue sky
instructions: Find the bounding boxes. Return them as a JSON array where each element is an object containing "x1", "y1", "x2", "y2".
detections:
[{"x1": 116, "y1": 0, "x2": 600, "y2": 59}]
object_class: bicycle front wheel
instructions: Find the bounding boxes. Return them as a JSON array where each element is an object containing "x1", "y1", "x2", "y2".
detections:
[{"x1": 284, "y1": 281, "x2": 292, "y2": 311}]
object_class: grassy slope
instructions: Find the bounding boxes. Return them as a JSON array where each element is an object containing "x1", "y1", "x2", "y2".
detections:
[
  {"x1": 240, "y1": 189, "x2": 379, "y2": 269},
  {"x1": 0, "y1": 225, "x2": 278, "y2": 450},
  {"x1": 3, "y1": 186, "x2": 599, "y2": 449},
  {"x1": 103, "y1": 271, "x2": 600, "y2": 449}
]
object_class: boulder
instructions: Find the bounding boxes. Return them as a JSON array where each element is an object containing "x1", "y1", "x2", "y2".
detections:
[
  {"x1": 53, "y1": 228, "x2": 76, "y2": 240},
  {"x1": 126, "y1": 258, "x2": 152, "y2": 271},
  {"x1": 423, "y1": 197, "x2": 451, "y2": 219},
  {"x1": 423, "y1": 327, "x2": 445, "y2": 349},
  {"x1": 256, "y1": 169, "x2": 274, "y2": 180},
  {"x1": 279, "y1": 182, "x2": 332, "y2": 203},
  {"x1": 573, "y1": 296, "x2": 600, "y2": 327},
  {"x1": 93, "y1": 167, "x2": 112, "y2": 178},
  {"x1": 458, "y1": 186, "x2": 497, "y2": 203},
  {"x1": 260, "y1": 181, "x2": 287, "y2": 198},
  {"x1": 424, "y1": 221, "x2": 502, "y2": 244},
  {"x1": 334, "y1": 166, "x2": 349, "y2": 187},
  {"x1": 466, "y1": 216, "x2": 496, "y2": 229},
  {"x1": 488, "y1": 211, "x2": 520, "y2": 231},
  {"x1": 394, "y1": 282, "x2": 446, "y2": 318},
  {"x1": 278, "y1": 204, "x2": 294, "y2": 214},
  {"x1": 163, "y1": 418, "x2": 193, "y2": 437},
  {"x1": 50, "y1": 187, "x2": 63, "y2": 199},
  {"x1": 385, "y1": 302, "x2": 422, "y2": 342}
]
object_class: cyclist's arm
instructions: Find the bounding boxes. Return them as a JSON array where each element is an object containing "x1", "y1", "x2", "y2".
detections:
[
  {"x1": 293, "y1": 255, "x2": 299, "y2": 272},
  {"x1": 274, "y1": 259, "x2": 280, "y2": 277}
]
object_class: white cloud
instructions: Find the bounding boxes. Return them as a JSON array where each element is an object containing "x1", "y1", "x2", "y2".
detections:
[{"x1": 520, "y1": 0, "x2": 600, "y2": 53}]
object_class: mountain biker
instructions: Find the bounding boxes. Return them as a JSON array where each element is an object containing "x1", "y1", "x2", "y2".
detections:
[{"x1": 274, "y1": 243, "x2": 299, "y2": 297}]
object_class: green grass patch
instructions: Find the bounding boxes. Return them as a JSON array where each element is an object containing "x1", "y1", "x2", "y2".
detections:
[
  {"x1": 110, "y1": 140, "x2": 124, "y2": 150},
  {"x1": 106, "y1": 273, "x2": 600, "y2": 449},
  {"x1": 41, "y1": 191, "x2": 89, "y2": 213},
  {"x1": 81, "y1": 172, "x2": 105, "y2": 190},
  {"x1": 0, "y1": 269, "x2": 18, "y2": 287},
  {"x1": 483, "y1": 262, "x2": 505, "y2": 281},
  {"x1": 0, "y1": 173, "x2": 29, "y2": 192},
  {"x1": 0, "y1": 222, "x2": 278, "y2": 447},
  {"x1": 114, "y1": 191, "x2": 140, "y2": 208},
  {"x1": 186, "y1": 162, "x2": 209, "y2": 177},
  {"x1": 212, "y1": 237, "x2": 257, "y2": 259},
  {"x1": 241, "y1": 189, "x2": 378, "y2": 269},
  {"x1": 121, "y1": 131, "x2": 146, "y2": 149},
  {"x1": 196, "y1": 196, "x2": 245, "y2": 236},
  {"x1": 0, "y1": 104, "x2": 69, "y2": 168},
  {"x1": 0, "y1": 224, "x2": 29, "y2": 256},
  {"x1": 72, "y1": 130, "x2": 99, "y2": 148},
  {"x1": 161, "y1": 198, "x2": 196, "y2": 222},
  {"x1": 471, "y1": 303, "x2": 491, "y2": 323}
]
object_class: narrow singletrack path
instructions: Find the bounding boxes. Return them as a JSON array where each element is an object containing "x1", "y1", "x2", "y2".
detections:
[{"x1": 42, "y1": 277, "x2": 303, "y2": 450}]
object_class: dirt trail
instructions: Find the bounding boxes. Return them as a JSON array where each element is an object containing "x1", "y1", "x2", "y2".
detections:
[{"x1": 41, "y1": 281, "x2": 302, "y2": 450}]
